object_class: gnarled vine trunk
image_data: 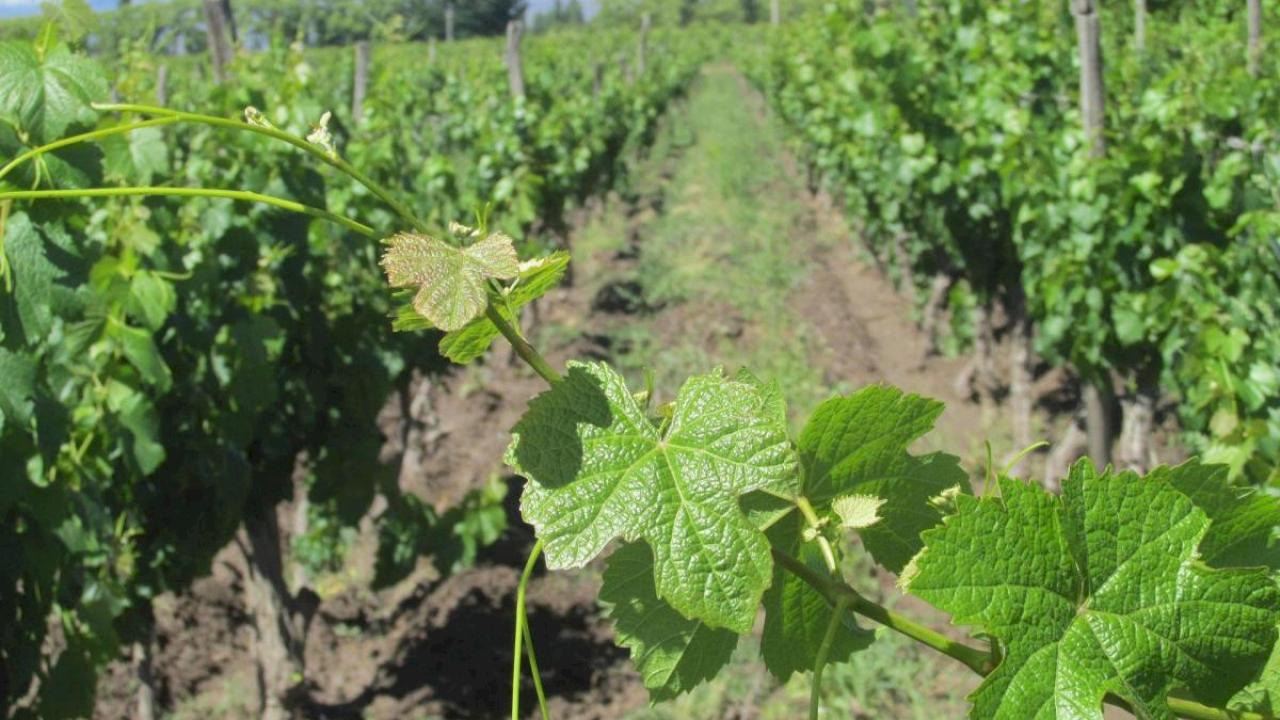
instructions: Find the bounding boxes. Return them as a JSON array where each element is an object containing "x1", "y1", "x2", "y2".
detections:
[
  {"x1": 1045, "y1": 413, "x2": 1088, "y2": 492},
  {"x1": 241, "y1": 504, "x2": 315, "y2": 720},
  {"x1": 1116, "y1": 377, "x2": 1159, "y2": 473},
  {"x1": 920, "y1": 271, "x2": 952, "y2": 358},
  {"x1": 132, "y1": 636, "x2": 156, "y2": 720}
]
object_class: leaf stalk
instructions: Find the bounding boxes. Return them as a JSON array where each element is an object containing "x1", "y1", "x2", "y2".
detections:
[
  {"x1": 486, "y1": 305, "x2": 563, "y2": 386},
  {"x1": 0, "y1": 187, "x2": 376, "y2": 238},
  {"x1": 512, "y1": 538, "x2": 548, "y2": 720},
  {"x1": 91, "y1": 102, "x2": 429, "y2": 232}
]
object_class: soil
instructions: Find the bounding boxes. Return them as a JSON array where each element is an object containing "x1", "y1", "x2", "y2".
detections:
[{"x1": 94, "y1": 67, "x2": 1076, "y2": 720}]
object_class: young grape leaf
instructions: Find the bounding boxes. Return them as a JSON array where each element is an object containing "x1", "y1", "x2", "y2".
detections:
[
  {"x1": 437, "y1": 251, "x2": 570, "y2": 363},
  {"x1": 798, "y1": 384, "x2": 968, "y2": 573},
  {"x1": 0, "y1": 41, "x2": 106, "y2": 143},
  {"x1": 904, "y1": 462, "x2": 1280, "y2": 719},
  {"x1": 600, "y1": 542, "x2": 739, "y2": 701},
  {"x1": 510, "y1": 361, "x2": 797, "y2": 632},
  {"x1": 380, "y1": 231, "x2": 519, "y2": 332},
  {"x1": 1150, "y1": 460, "x2": 1280, "y2": 569}
]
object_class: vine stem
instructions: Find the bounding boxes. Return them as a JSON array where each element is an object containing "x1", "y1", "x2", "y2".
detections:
[
  {"x1": 771, "y1": 548, "x2": 990, "y2": 674},
  {"x1": 809, "y1": 595, "x2": 852, "y2": 720},
  {"x1": 0, "y1": 187, "x2": 376, "y2": 238},
  {"x1": 771, "y1": 549, "x2": 1268, "y2": 720},
  {"x1": 91, "y1": 102, "x2": 429, "y2": 232},
  {"x1": 512, "y1": 539, "x2": 548, "y2": 720},
  {"x1": 0, "y1": 117, "x2": 181, "y2": 183},
  {"x1": 486, "y1": 305, "x2": 563, "y2": 385}
]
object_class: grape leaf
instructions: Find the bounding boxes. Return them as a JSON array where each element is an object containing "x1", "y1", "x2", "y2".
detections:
[
  {"x1": 1150, "y1": 460, "x2": 1280, "y2": 569},
  {"x1": 904, "y1": 462, "x2": 1280, "y2": 719},
  {"x1": 3, "y1": 211, "x2": 59, "y2": 345},
  {"x1": 0, "y1": 347, "x2": 36, "y2": 432},
  {"x1": 102, "y1": 125, "x2": 168, "y2": 185},
  {"x1": 437, "y1": 251, "x2": 570, "y2": 363},
  {"x1": 798, "y1": 385, "x2": 968, "y2": 573},
  {"x1": 380, "y1": 230, "x2": 519, "y2": 332},
  {"x1": 600, "y1": 542, "x2": 738, "y2": 701},
  {"x1": 510, "y1": 361, "x2": 797, "y2": 632},
  {"x1": 0, "y1": 41, "x2": 106, "y2": 144},
  {"x1": 1231, "y1": 641, "x2": 1280, "y2": 716}
]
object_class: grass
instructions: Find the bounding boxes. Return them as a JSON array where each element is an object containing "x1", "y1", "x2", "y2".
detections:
[{"x1": 570, "y1": 65, "x2": 831, "y2": 425}]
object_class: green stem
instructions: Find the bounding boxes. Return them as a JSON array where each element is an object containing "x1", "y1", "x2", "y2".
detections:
[
  {"x1": 809, "y1": 595, "x2": 852, "y2": 720},
  {"x1": 92, "y1": 102, "x2": 428, "y2": 232},
  {"x1": 771, "y1": 548, "x2": 990, "y2": 674},
  {"x1": 520, "y1": 612, "x2": 550, "y2": 720},
  {"x1": 0, "y1": 117, "x2": 182, "y2": 183},
  {"x1": 0, "y1": 187, "x2": 376, "y2": 238},
  {"x1": 771, "y1": 549, "x2": 1265, "y2": 720},
  {"x1": 486, "y1": 305, "x2": 563, "y2": 386},
  {"x1": 512, "y1": 539, "x2": 546, "y2": 720}
]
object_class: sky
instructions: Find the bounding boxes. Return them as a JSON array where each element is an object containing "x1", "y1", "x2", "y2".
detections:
[{"x1": 0, "y1": 0, "x2": 600, "y2": 21}]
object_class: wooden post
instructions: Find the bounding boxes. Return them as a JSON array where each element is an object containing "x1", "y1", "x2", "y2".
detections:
[
  {"x1": 1134, "y1": 0, "x2": 1147, "y2": 53},
  {"x1": 445, "y1": 2, "x2": 455, "y2": 42},
  {"x1": 505, "y1": 21, "x2": 525, "y2": 99},
  {"x1": 201, "y1": 0, "x2": 233, "y2": 83},
  {"x1": 771, "y1": 0, "x2": 780, "y2": 25},
  {"x1": 637, "y1": 13, "x2": 650, "y2": 76},
  {"x1": 352, "y1": 41, "x2": 370, "y2": 124},
  {"x1": 1248, "y1": 0, "x2": 1262, "y2": 76},
  {"x1": 1071, "y1": 0, "x2": 1113, "y2": 468},
  {"x1": 1072, "y1": 0, "x2": 1106, "y2": 159},
  {"x1": 592, "y1": 60, "x2": 603, "y2": 97},
  {"x1": 155, "y1": 64, "x2": 169, "y2": 106},
  {"x1": 428, "y1": 37, "x2": 437, "y2": 64},
  {"x1": 220, "y1": 0, "x2": 237, "y2": 43}
]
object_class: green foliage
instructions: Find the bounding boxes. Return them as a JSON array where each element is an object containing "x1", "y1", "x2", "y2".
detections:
[
  {"x1": 601, "y1": 542, "x2": 739, "y2": 700},
  {"x1": 906, "y1": 462, "x2": 1279, "y2": 718},
  {"x1": 510, "y1": 361, "x2": 796, "y2": 633},
  {"x1": 754, "y1": 0, "x2": 1280, "y2": 478}
]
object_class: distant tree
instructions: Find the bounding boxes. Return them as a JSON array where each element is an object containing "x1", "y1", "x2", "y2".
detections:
[
  {"x1": 455, "y1": 0, "x2": 528, "y2": 36},
  {"x1": 533, "y1": 0, "x2": 586, "y2": 32}
]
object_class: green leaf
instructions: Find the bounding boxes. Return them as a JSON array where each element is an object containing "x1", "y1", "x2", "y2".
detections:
[
  {"x1": 600, "y1": 542, "x2": 738, "y2": 701},
  {"x1": 380, "y1": 230, "x2": 519, "y2": 332},
  {"x1": 1231, "y1": 641, "x2": 1280, "y2": 716},
  {"x1": 0, "y1": 347, "x2": 36, "y2": 431},
  {"x1": 3, "y1": 211, "x2": 59, "y2": 344},
  {"x1": 798, "y1": 385, "x2": 968, "y2": 572},
  {"x1": 510, "y1": 361, "x2": 797, "y2": 632},
  {"x1": 0, "y1": 41, "x2": 106, "y2": 143},
  {"x1": 905, "y1": 463, "x2": 1280, "y2": 719},
  {"x1": 102, "y1": 125, "x2": 168, "y2": 184},
  {"x1": 1153, "y1": 461, "x2": 1280, "y2": 569},
  {"x1": 125, "y1": 270, "x2": 175, "y2": 331},
  {"x1": 117, "y1": 391, "x2": 164, "y2": 474},
  {"x1": 114, "y1": 323, "x2": 171, "y2": 391}
]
